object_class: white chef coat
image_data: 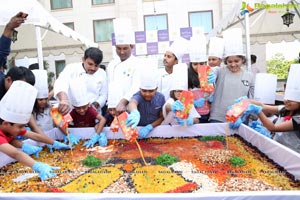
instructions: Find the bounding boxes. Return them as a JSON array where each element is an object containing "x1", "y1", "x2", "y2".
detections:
[
  {"x1": 54, "y1": 62, "x2": 108, "y2": 110},
  {"x1": 107, "y1": 55, "x2": 141, "y2": 102}
]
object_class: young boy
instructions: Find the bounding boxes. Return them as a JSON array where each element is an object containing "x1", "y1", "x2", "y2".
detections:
[
  {"x1": 67, "y1": 79, "x2": 107, "y2": 148},
  {"x1": 126, "y1": 66, "x2": 165, "y2": 138},
  {"x1": 0, "y1": 81, "x2": 63, "y2": 181}
]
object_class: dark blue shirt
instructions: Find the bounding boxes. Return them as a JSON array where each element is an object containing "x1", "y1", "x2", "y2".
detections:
[
  {"x1": 0, "y1": 34, "x2": 11, "y2": 67},
  {"x1": 131, "y1": 91, "x2": 165, "y2": 126},
  {"x1": 0, "y1": 71, "x2": 5, "y2": 100}
]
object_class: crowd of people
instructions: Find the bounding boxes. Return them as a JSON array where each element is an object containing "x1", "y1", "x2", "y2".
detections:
[{"x1": 0, "y1": 14, "x2": 300, "y2": 181}]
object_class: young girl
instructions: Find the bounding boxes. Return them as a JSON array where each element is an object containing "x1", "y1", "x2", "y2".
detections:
[
  {"x1": 162, "y1": 64, "x2": 200, "y2": 126},
  {"x1": 240, "y1": 64, "x2": 300, "y2": 153},
  {"x1": 209, "y1": 28, "x2": 254, "y2": 123}
]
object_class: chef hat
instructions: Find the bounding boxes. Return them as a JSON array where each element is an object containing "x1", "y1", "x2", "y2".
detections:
[
  {"x1": 223, "y1": 28, "x2": 244, "y2": 58},
  {"x1": 208, "y1": 37, "x2": 224, "y2": 59},
  {"x1": 167, "y1": 37, "x2": 189, "y2": 63},
  {"x1": 107, "y1": 82, "x2": 122, "y2": 108},
  {"x1": 254, "y1": 73, "x2": 277, "y2": 104},
  {"x1": 189, "y1": 34, "x2": 207, "y2": 62},
  {"x1": 170, "y1": 63, "x2": 188, "y2": 91},
  {"x1": 0, "y1": 81, "x2": 37, "y2": 124},
  {"x1": 139, "y1": 59, "x2": 159, "y2": 90},
  {"x1": 284, "y1": 64, "x2": 300, "y2": 102},
  {"x1": 31, "y1": 69, "x2": 49, "y2": 99},
  {"x1": 69, "y1": 78, "x2": 90, "y2": 107},
  {"x1": 113, "y1": 18, "x2": 135, "y2": 45}
]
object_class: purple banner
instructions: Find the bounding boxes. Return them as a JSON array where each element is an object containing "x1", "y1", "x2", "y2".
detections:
[
  {"x1": 182, "y1": 54, "x2": 190, "y2": 64},
  {"x1": 135, "y1": 31, "x2": 146, "y2": 43},
  {"x1": 111, "y1": 33, "x2": 116, "y2": 46},
  {"x1": 147, "y1": 42, "x2": 158, "y2": 55},
  {"x1": 180, "y1": 27, "x2": 192, "y2": 40},
  {"x1": 158, "y1": 30, "x2": 169, "y2": 42}
]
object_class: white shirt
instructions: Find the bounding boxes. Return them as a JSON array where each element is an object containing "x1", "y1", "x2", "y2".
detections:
[
  {"x1": 54, "y1": 62, "x2": 108, "y2": 109},
  {"x1": 158, "y1": 68, "x2": 174, "y2": 101},
  {"x1": 107, "y1": 55, "x2": 141, "y2": 101}
]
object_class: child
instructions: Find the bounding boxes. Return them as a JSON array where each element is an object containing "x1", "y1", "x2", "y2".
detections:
[
  {"x1": 162, "y1": 64, "x2": 200, "y2": 126},
  {"x1": 209, "y1": 28, "x2": 254, "y2": 123},
  {"x1": 0, "y1": 81, "x2": 66, "y2": 181},
  {"x1": 67, "y1": 79, "x2": 107, "y2": 148},
  {"x1": 31, "y1": 69, "x2": 54, "y2": 131},
  {"x1": 207, "y1": 37, "x2": 224, "y2": 68},
  {"x1": 232, "y1": 64, "x2": 300, "y2": 154},
  {"x1": 188, "y1": 35, "x2": 214, "y2": 123},
  {"x1": 126, "y1": 66, "x2": 165, "y2": 138}
]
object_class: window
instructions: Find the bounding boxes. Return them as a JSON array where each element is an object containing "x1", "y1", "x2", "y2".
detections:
[
  {"x1": 63, "y1": 22, "x2": 75, "y2": 30},
  {"x1": 50, "y1": 0, "x2": 72, "y2": 10},
  {"x1": 92, "y1": 0, "x2": 114, "y2": 5},
  {"x1": 144, "y1": 14, "x2": 168, "y2": 31},
  {"x1": 189, "y1": 11, "x2": 213, "y2": 33},
  {"x1": 55, "y1": 60, "x2": 65, "y2": 78},
  {"x1": 94, "y1": 19, "x2": 113, "y2": 42}
]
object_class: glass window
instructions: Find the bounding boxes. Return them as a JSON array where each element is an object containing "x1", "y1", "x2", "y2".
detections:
[
  {"x1": 55, "y1": 60, "x2": 65, "y2": 78},
  {"x1": 189, "y1": 11, "x2": 213, "y2": 33},
  {"x1": 63, "y1": 22, "x2": 75, "y2": 30},
  {"x1": 51, "y1": 0, "x2": 72, "y2": 10},
  {"x1": 92, "y1": 0, "x2": 114, "y2": 5},
  {"x1": 94, "y1": 19, "x2": 114, "y2": 42},
  {"x1": 144, "y1": 14, "x2": 168, "y2": 31}
]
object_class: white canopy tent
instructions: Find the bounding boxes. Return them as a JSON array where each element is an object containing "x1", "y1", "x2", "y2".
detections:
[
  {"x1": 0, "y1": 0, "x2": 98, "y2": 69},
  {"x1": 208, "y1": 0, "x2": 300, "y2": 70}
]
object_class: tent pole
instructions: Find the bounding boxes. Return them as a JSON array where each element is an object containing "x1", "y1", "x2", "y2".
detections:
[
  {"x1": 244, "y1": 12, "x2": 251, "y2": 72},
  {"x1": 35, "y1": 26, "x2": 44, "y2": 70}
]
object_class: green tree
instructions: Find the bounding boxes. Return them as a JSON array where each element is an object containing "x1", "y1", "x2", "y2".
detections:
[{"x1": 266, "y1": 53, "x2": 298, "y2": 80}]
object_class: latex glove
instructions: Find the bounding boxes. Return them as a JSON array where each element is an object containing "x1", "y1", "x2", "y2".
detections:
[
  {"x1": 175, "y1": 117, "x2": 194, "y2": 126},
  {"x1": 229, "y1": 118, "x2": 243, "y2": 130},
  {"x1": 83, "y1": 133, "x2": 101, "y2": 148},
  {"x1": 22, "y1": 143, "x2": 42, "y2": 158},
  {"x1": 249, "y1": 121, "x2": 272, "y2": 138},
  {"x1": 47, "y1": 141, "x2": 70, "y2": 153},
  {"x1": 194, "y1": 98, "x2": 205, "y2": 108},
  {"x1": 171, "y1": 100, "x2": 184, "y2": 112},
  {"x1": 126, "y1": 110, "x2": 140, "y2": 128},
  {"x1": 32, "y1": 161, "x2": 60, "y2": 181},
  {"x1": 208, "y1": 95, "x2": 214, "y2": 103},
  {"x1": 208, "y1": 71, "x2": 216, "y2": 83},
  {"x1": 234, "y1": 96, "x2": 248, "y2": 104},
  {"x1": 98, "y1": 133, "x2": 108, "y2": 146},
  {"x1": 139, "y1": 124, "x2": 153, "y2": 138},
  {"x1": 63, "y1": 133, "x2": 81, "y2": 146},
  {"x1": 244, "y1": 104, "x2": 263, "y2": 116}
]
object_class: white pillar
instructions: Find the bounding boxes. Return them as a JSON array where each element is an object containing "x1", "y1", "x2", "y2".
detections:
[
  {"x1": 35, "y1": 26, "x2": 44, "y2": 69},
  {"x1": 245, "y1": 12, "x2": 251, "y2": 72}
]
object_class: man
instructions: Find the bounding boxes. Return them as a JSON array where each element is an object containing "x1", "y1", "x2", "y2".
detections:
[
  {"x1": 107, "y1": 18, "x2": 141, "y2": 115},
  {"x1": 251, "y1": 54, "x2": 260, "y2": 75},
  {"x1": 0, "y1": 12, "x2": 27, "y2": 95},
  {"x1": 158, "y1": 37, "x2": 189, "y2": 101},
  {"x1": 54, "y1": 47, "x2": 107, "y2": 115}
]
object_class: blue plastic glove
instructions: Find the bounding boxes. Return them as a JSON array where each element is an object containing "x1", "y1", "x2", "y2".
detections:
[
  {"x1": 208, "y1": 95, "x2": 214, "y2": 103},
  {"x1": 234, "y1": 96, "x2": 248, "y2": 104},
  {"x1": 229, "y1": 118, "x2": 243, "y2": 130},
  {"x1": 32, "y1": 161, "x2": 60, "y2": 181},
  {"x1": 83, "y1": 133, "x2": 101, "y2": 148},
  {"x1": 63, "y1": 133, "x2": 81, "y2": 146},
  {"x1": 194, "y1": 98, "x2": 205, "y2": 108},
  {"x1": 139, "y1": 124, "x2": 153, "y2": 138},
  {"x1": 243, "y1": 104, "x2": 263, "y2": 116},
  {"x1": 21, "y1": 143, "x2": 42, "y2": 158},
  {"x1": 249, "y1": 121, "x2": 272, "y2": 138},
  {"x1": 98, "y1": 133, "x2": 108, "y2": 147},
  {"x1": 171, "y1": 100, "x2": 184, "y2": 112},
  {"x1": 175, "y1": 117, "x2": 194, "y2": 126},
  {"x1": 126, "y1": 110, "x2": 140, "y2": 128},
  {"x1": 208, "y1": 71, "x2": 216, "y2": 83},
  {"x1": 47, "y1": 141, "x2": 70, "y2": 153}
]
